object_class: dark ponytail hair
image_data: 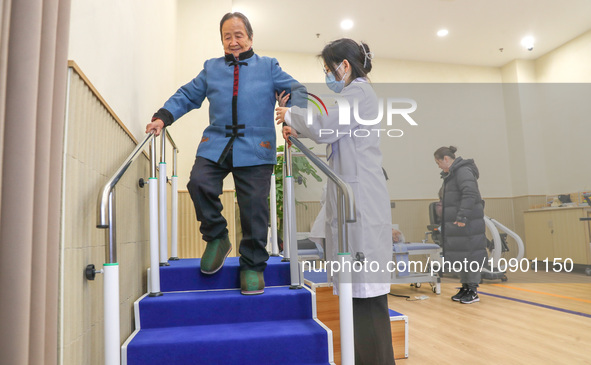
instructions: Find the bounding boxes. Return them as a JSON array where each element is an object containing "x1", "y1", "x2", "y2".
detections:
[
  {"x1": 434, "y1": 146, "x2": 457, "y2": 160},
  {"x1": 320, "y1": 39, "x2": 373, "y2": 80}
]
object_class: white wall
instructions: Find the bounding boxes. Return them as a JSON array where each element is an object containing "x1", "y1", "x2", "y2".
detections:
[
  {"x1": 262, "y1": 35, "x2": 591, "y2": 202},
  {"x1": 68, "y1": 0, "x2": 233, "y2": 189},
  {"x1": 504, "y1": 29, "x2": 591, "y2": 196},
  {"x1": 256, "y1": 51, "x2": 510, "y2": 201},
  {"x1": 536, "y1": 29, "x2": 591, "y2": 83},
  {"x1": 169, "y1": 0, "x2": 232, "y2": 189},
  {"x1": 371, "y1": 58, "x2": 503, "y2": 83},
  {"x1": 258, "y1": 50, "x2": 325, "y2": 84},
  {"x1": 533, "y1": 29, "x2": 591, "y2": 194},
  {"x1": 68, "y1": 2, "x2": 591, "y2": 200},
  {"x1": 372, "y1": 59, "x2": 506, "y2": 200},
  {"x1": 68, "y1": 0, "x2": 177, "y2": 139}
]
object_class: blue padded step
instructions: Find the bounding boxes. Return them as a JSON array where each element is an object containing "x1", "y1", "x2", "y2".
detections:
[
  {"x1": 303, "y1": 269, "x2": 329, "y2": 284},
  {"x1": 389, "y1": 309, "x2": 404, "y2": 317},
  {"x1": 159, "y1": 256, "x2": 291, "y2": 292},
  {"x1": 125, "y1": 319, "x2": 330, "y2": 365},
  {"x1": 138, "y1": 287, "x2": 313, "y2": 329},
  {"x1": 125, "y1": 256, "x2": 332, "y2": 365}
]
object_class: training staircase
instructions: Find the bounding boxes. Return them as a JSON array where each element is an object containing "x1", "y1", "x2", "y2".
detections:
[{"x1": 122, "y1": 256, "x2": 335, "y2": 365}]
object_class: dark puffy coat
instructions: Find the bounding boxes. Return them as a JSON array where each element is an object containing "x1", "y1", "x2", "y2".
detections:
[{"x1": 440, "y1": 157, "x2": 487, "y2": 265}]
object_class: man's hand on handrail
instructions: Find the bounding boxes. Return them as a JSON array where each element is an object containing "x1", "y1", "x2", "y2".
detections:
[{"x1": 146, "y1": 118, "x2": 164, "y2": 136}]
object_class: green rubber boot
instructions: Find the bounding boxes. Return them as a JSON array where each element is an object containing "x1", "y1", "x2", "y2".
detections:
[
  {"x1": 200, "y1": 235, "x2": 232, "y2": 275},
  {"x1": 240, "y1": 270, "x2": 265, "y2": 295}
]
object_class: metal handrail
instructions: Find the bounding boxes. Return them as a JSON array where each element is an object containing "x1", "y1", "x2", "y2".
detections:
[
  {"x1": 157, "y1": 127, "x2": 180, "y2": 262},
  {"x1": 165, "y1": 129, "x2": 179, "y2": 151},
  {"x1": 167, "y1": 129, "x2": 180, "y2": 260},
  {"x1": 163, "y1": 129, "x2": 179, "y2": 177},
  {"x1": 95, "y1": 131, "x2": 158, "y2": 365},
  {"x1": 94, "y1": 128, "x2": 179, "y2": 365},
  {"x1": 97, "y1": 131, "x2": 154, "y2": 228},
  {"x1": 286, "y1": 136, "x2": 356, "y2": 365},
  {"x1": 288, "y1": 136, "x2": 356, "y2": 245},
  {"x1": 97, "y1": 132, "x2": 155, "y2": 233}
]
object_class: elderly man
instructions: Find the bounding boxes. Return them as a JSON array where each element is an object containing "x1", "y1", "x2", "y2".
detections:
[{"x1": 146, "y1": 12, "x2": 303, "y2": 295}]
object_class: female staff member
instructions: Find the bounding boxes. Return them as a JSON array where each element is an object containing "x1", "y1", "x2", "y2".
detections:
[
  {"x1": 276, "y1": 39, "x2": 395, "y2": 365},
  {"x1": 434, "y1": 146, "x2": 487, "y2": 304}
]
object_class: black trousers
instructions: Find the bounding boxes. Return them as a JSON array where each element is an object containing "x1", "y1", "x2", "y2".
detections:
[
  {"x1": 460, "y1": 270, "x2": 481, "y2": 291},
  {"x1": 187, "y1": 154, "x2": 273, "y2": 272},
  {"x1": 353, "y1": 294, "x2": 396, "y2": 365}
]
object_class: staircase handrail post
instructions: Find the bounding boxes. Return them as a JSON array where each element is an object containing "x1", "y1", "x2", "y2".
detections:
[
  {"x1": 282, "y1": 148, "x2": 290, "y2": 261},
  {"x1": 95, "y1": 131, "x2": 155, "y2": 365},
  {"x1": 103, "y1": 190, "x2": 121, "y2": 365},
  {"x1": 336, "y1": 189, "x2": 354, "y2": 365},
  {"x1": 159, "y1": 130, "x2": 169, "y2": 266},
  {"x1": 149, "y1": 137, "x2": 163, "y2": 296},
  {"x1": 170, "y1": 147, "x2": 179, "y2": 260},
  {"x1": 287, "y1": 136, "x2": 356, "y2": 364},
  {"x1": 269, "y1": 171, "x2": 279, "y2": 256},
  {"x1": 284, "y1": 142, "x2": 302, "y2": 287}
]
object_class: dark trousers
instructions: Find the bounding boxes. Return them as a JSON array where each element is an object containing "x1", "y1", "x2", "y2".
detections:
[
  {"x1": 460, "y1": 270, "x2": 481, "y2": 291},
  {"x1": 187, "y1": 155, "x2": 273, "y2": 272},
  {"x1": 353, "y1": 295, "x2": 396, "y2": 365}
]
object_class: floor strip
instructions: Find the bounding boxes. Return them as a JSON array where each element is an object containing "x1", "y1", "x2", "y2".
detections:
[
  {"x1": 490, "y1": 283, "x2": 591, "y2": 304},
  {"x1": 478, "y1": 290, "x2": 591, "y2": 319}
]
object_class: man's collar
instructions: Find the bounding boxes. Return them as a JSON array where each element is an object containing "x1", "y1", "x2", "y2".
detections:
[{"x1": 225, "y1": 48, "x2": 254, "y2": 63}]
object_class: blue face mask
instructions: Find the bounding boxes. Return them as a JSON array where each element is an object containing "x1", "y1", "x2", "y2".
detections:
[{"x1": 325, "y1": 62, "x2": 346, "y2": 93}]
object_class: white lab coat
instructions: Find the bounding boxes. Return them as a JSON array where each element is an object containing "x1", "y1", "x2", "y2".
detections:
[
  {"x1": 285, "y1": 78, "x2": 392, "y2": 298},
  {"x1": 309, "y1": 184, "x2": 327, "y2": 240}
]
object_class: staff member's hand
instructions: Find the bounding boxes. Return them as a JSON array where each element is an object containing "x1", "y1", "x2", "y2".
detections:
[
  {"x1": 282, "y1": 126, "x2": 297, "y2": 148},
  {"x1": 146, "y1": 119, "x2": 165, "y2": 136},
  {"x1": 453, "y1": 221, "x2": 466, "y2": 227},
  {"x1": 275, "y1": 107, "x2": 288, "y2": 125},
  {"x1": 282, "y1": 126, "x2": 298, "y2": 147}
]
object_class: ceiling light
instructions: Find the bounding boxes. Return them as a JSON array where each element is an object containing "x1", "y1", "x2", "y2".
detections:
[
  {"x1": 340, "y1": 19, "x2": 354, "y2": 30},
  {"x1": 437, "y1": 29, "x2": 449, "y2": 37},
  {"x1": 521, "y1": 36, "x2": 535, "y2": 51}
]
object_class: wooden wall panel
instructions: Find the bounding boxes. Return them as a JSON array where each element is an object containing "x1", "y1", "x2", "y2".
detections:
[
  {"x1": 512, "y1": 195, "x2": 547, "y2": 258},
  {"x1": 295, "y1": 202, "x2": 322, "y2": 232},
  {"x1": 293, "y1": 197, "x2": 530, "y2": 247},
  {"x1": 61, "y1": 68, "x2": 151, "y2": 365},
  {"x1": 177, "y1": 190, "x2": 236, "y2": 258},
  {"x1": 391, "y1": 200, "x2": 433, "y2": 243}
]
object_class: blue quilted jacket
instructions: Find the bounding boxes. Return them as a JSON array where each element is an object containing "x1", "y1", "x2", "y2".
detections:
[{"x1": 154, "y1": 49, "x2": 304, "y2": 167}]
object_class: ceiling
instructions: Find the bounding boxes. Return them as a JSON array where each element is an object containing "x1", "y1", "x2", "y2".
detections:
[{"x1": 231, "y1": 0, "x2": 591, "y2": 67}]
